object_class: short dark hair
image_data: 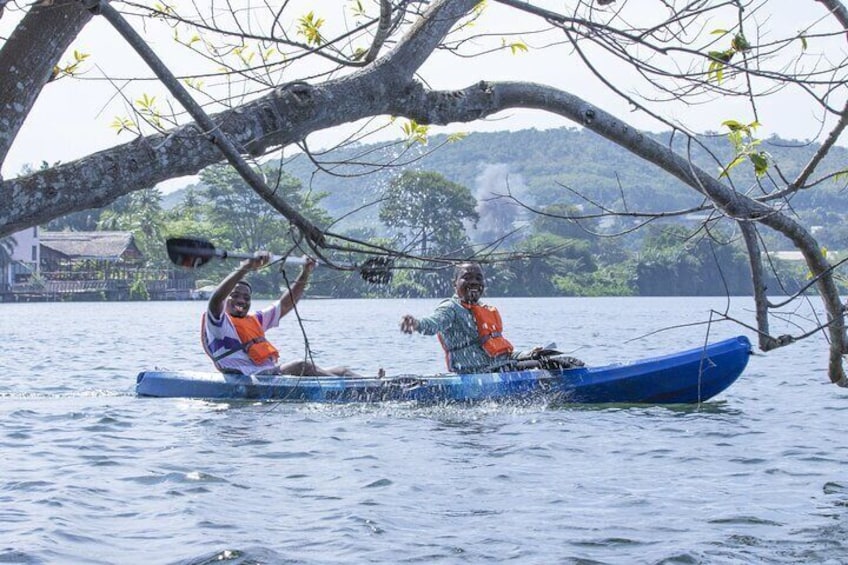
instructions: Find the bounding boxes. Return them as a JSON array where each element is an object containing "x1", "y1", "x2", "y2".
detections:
[{"x1": 234, "y1": 280, "x2": 252, "y2": 292}]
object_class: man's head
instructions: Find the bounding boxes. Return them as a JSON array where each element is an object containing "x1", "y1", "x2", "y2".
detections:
[
  {"x1": 226, "y1": 280, "x2": 252, "y2": 318},
  {"x1": 454, "y1": 262, "x2": 485, "y2": 304}
]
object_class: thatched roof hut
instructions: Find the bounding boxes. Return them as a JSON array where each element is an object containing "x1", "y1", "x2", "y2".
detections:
[{"x1": 40, "y1": 231, "x2": 143, "y2": 270}]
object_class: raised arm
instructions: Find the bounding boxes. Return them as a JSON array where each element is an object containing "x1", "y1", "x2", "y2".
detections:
[{"x1": 278, "y1": 257, "x2": 317, "y2": 318}]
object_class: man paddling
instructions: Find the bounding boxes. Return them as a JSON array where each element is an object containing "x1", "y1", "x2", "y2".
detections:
[
  {"x1": 400, "y1": 262, "x2": 583, "y2": 374},
  {"x1": 203, "y1": 251, "x2": 357, "y2": 376}
]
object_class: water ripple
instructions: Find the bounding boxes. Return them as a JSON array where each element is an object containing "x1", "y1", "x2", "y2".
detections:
[{"x1": 2, "y1": 298, "x2": 847, "y2": 563}]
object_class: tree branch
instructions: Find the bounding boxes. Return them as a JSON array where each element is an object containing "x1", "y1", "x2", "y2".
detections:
[
  {"x1": 0, "y1": 0, "x2": 94, "y2": 169},
  {"x1": 388, "y1": 79, "x2": 847, "y2": 383},
  {"x1": 93, "y1": 0, "x2": 326, "y2": 247}
]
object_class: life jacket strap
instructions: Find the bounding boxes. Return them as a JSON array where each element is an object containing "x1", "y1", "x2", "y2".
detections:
[
  {"x1": 479, "y1": 331, "x2": 503, "y2": 345},
  {"x1": 211, "y1": 336, "x2": 268, "y2": 361},
  {"x1": 212, "y1": 347, "x2": 241, "y2": 362}
]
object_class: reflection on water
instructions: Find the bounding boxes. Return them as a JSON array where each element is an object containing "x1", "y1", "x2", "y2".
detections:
[{"x1": 1, "y1": 297, "x2": 846, "y2": 563}]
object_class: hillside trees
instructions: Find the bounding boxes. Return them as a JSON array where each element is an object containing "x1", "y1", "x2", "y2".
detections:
[
  {"x1": 635, "y1": 226, "x2": 753, "y2": 296},
  {"x1": 377, "y1": 170, "x2": 479, "y2": 296},
  {"x1": 197, "y1": 164, "x2": 335, "y2": 293},
  {"x1": 2, "y1": 1, "x2": 848, "y2": 383},
  {"x1": 200, "y1": 165, "x2": 332, "y2": 252},
  {"x1": 379, "y1": 170, "x2": 479, "y2": 256},
  {"x1": 98, "y1": 188, "x2": 167, "y2": 265},
  {"x1": 486, "y1": 203, "x2": 606, "y2": 296}
]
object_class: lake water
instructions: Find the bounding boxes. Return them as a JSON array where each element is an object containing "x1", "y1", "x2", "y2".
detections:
[{"x1": 1, "y1": 297, "x2": 847, "y2": 564}]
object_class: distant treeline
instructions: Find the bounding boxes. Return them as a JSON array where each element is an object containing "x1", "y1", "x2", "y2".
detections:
[{"x1": 54, "y1": 127, "x2": 842, "y2": 298}]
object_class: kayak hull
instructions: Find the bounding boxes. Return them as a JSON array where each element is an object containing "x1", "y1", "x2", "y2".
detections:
[{"x1": 136, "y1": 336, "x2": 751, "y2": 404}]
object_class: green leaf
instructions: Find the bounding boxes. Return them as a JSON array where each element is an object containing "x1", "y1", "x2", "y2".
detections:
[
  {"x1": 350, "y1": 0, "x2": 366, "y2": 17},
  {"x1": 719, "y1": 154, "x2": 746, "y2": 178},
  {"x1": 298, "y1": 11, "x2": 325, "y2": 46},
  {"x1": 749, "y1": 152, "x2": 769, "y2": 177},
  {"x1": 401, "y1": 120, "x2": 429, "y2": 145},
  {"x1": 136, "y1": 94, "x2": 156, "y2": 110},
  {"x1": 731, "y1": 33, "x2": 750, "y2": 52},
  {"x1": 721, "y1": 119, "x2": 759, "y2": 137},
  {"x1": 719, "y1": 120, "x2": 766, "y2": 177},
  {"x1": 708, "y1": 50, "x2": 733, "y2": 63},
  {"x1": 183, "y1": 77, "x2": 205, "y2": 91},
  {"x1": 707, "y1": 58, "x2": 725, "y2": 83},
  {"x1": 721, "y1": 119, "x2": 744, "y2": 132},
  {"x1": 509, "y1": 41, "x2": 528, "y2": 55},
  {"x1": 110, "y1": 117, "x2": 138, "y2": 135},
  {"x1": 153, "y1": 2, "x2": 174, "y2": 15}
]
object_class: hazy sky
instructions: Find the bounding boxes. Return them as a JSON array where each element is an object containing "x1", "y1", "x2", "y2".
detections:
[{"x1": 2, "y1": 0, "x2": 841, "y2": 185}]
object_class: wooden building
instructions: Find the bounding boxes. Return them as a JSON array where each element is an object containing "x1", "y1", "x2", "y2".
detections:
[
  {"x1": 40, "y1": 231, "x2": 144, "y2": 273},
  {"x1": 3, "y1": 231, "x2": 192, "y2": 301}
]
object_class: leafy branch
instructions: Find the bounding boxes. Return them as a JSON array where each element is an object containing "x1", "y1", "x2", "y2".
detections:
[
  {"x1": 51, "y1": 50, "x2": 90, "y2": 81},
  {"x1": 706, "y1": 30, "x2": 751, "y2": 84},
  {"x1": 719, "y1": 119, "x2": 769, "y2": 178}
]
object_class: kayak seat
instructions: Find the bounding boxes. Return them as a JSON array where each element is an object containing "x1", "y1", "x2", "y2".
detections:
[{"x1": 515, "y1": 348, "x2": 585, "y2": 370}]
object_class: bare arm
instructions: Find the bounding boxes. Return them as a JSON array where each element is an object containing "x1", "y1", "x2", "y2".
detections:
[{"x1": 278, "y1": 257, "x2": 317, "y2": 318}]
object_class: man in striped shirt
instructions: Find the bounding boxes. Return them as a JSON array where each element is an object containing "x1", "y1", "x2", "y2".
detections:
[{"x1": 400, "y1": 262, "x2": 518, "y2": 374}]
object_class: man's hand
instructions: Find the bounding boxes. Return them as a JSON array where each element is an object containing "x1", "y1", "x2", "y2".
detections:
[
  {"x1": 400, "y1": 315, "x2": 418, "y2": 334},
  {"x1": 302, "y1": 256, "x2": 317, "y2": 274},
  {"x1": 241, "y1": 251, "x2": 271, "y2": 271}
]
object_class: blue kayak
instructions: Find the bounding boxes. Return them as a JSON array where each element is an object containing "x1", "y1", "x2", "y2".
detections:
[{"x1": 135, "y1": 336, "x2": 751, "y2": 404}]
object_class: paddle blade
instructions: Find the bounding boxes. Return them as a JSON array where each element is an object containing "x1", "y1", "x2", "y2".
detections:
[{"x1": 166, "y1": 237, "x2": 217, "y2": 268}]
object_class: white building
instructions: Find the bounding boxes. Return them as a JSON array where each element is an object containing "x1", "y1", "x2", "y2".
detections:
[{"x1": 2, "y1": 227, "x2": 40, "y2": 289}]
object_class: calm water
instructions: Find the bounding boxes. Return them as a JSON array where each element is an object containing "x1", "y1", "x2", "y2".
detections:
[{"x1": 1, "y1": 297, "x2": 847, "y2": 564}]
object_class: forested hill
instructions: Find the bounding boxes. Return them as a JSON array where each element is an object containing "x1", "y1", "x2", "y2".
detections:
[
  {"x1": 143, "y1": 126, "x2": 847, "y2": 298},
  {"x1": 269, "y1": 126, "x2": 846, "y2": 228}
]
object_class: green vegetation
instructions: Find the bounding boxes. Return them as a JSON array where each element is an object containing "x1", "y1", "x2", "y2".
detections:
[
  {"x1": 46, "y1": 128, "x2": 841, "y2": 298},
  {"x1": 379, "y1": 170, "x2": 478, "y2": 256}
]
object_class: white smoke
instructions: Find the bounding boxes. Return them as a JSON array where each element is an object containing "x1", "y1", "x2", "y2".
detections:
[{"x1": 467, "y1": 163, "x2": 526, "y2": 246}]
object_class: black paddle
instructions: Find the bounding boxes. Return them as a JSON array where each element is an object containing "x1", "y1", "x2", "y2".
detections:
[{"x1": 166, "y1": 237, "x2": 394, "y2": 284}]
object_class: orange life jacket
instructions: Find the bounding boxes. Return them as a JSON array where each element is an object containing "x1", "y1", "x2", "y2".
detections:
[
  {"x1": 462, "y1": 303, "x2": 514, "y2": 357},
  {"x1": 230, "y1": 314, "x2": 280, "y2": 365}
]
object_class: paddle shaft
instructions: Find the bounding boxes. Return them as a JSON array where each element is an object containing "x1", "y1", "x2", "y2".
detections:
[{"x1": 212, "y1": 249, "x2": 308, "y2": 266}]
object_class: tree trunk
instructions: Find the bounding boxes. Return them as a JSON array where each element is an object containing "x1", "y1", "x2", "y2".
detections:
[{"x1": 0, "y1": 1, "x2": 94, "y2": 169}]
